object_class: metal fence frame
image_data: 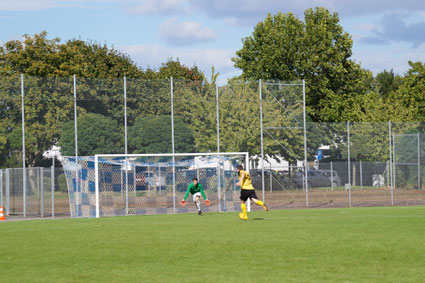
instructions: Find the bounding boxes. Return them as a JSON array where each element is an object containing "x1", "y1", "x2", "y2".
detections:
[{"x1": 1, "y1": 75, "x2": 424, "y2": 218}]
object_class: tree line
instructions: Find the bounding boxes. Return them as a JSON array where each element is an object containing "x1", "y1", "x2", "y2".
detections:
[{"x1": 1, "y1": 7, "x2": 425, "y2": 169}]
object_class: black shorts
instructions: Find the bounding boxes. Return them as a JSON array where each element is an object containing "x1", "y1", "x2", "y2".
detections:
[{"x1": 240, "y1": 189, "x2": 258, "y2": 202}]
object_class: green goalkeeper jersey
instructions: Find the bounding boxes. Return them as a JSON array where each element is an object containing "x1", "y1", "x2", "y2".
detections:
[{"x1": 183, "y1": 182, "x2": 207, "y2": 200}]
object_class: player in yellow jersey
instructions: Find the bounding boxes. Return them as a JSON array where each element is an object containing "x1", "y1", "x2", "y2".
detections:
[{"x1": 236, "y1": 164, "x2": 269, "y2": 220}]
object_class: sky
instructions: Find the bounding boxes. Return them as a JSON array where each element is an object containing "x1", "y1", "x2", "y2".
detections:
[{"x1": 1, "y1": 0, "x2": 425, "y2": 84}]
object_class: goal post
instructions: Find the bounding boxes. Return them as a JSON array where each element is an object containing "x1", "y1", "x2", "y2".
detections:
[{"x1": 63, "y1": 152, "x2": 249, "y2": 218}]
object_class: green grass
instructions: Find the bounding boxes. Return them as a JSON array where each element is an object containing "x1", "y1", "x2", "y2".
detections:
[{"x1": 1, "y1": 206, "x2": 425, "y2": 282}]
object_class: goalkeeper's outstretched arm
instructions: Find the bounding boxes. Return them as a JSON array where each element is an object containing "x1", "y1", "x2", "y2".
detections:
[{"x1": 183, "y1": 186, "x2": 191, "y2": 201}]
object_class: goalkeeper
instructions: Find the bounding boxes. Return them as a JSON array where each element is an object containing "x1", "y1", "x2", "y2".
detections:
[
  {"x1": 236, "y1": 164, "x2": 269, "y2": 220},
  {"x1": 181, "y1": 178, "x2": 209, "y2": 215}
]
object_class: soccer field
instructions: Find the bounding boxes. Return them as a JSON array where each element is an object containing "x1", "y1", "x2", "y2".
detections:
[{"x1": 1, "y1": 207, "x2": 425, "y2": 282}]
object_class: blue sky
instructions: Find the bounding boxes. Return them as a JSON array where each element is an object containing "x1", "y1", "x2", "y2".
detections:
[{"x1": 1, "y1": 0, "x2": 425, "y2": 84}]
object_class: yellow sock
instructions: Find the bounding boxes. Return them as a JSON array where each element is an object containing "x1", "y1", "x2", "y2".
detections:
[
  {"x1": 241, "y1": 203, "x2": 247, "y2": 217},
  {"x1": 256, "y1": 200, "x2": 264, "y2": 206}
]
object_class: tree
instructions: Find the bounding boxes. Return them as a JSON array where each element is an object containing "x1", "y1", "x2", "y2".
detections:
[
  {"x1": 155, "y1": 59, "x2": 203, "y2": 82},
  {"x1": 128, "y1": 115, "x2": 195, "y2": 154},
  {"x1": 0, "y1": 32, "x2": 206, "y2": 167},
  {"x1": 171, "y1": 68, "x2": 220, "y2": 153},
  {"x1": 58, "y1": 113, "x2": 124, "y2": 156},
  {"x1": 0, "y1": 31, "x2": 144, "y2": 78},
  {"x1": 375, "y1": 69, "x2": 402, "y2": 98},
  {"x1": 0, "y1": 32, "x2": 146, "y2": 166},
  {"x1": 387, "y1": 61, "x2": 425, "y2": 122},
  {"x1": 232, "y1": 7, "x2": 373, "y2": 122}
]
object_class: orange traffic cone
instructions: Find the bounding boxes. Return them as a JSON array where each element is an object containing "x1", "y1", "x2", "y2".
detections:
[{"x1": 0, "y1": 206, "x2": 5, "y2": 221}]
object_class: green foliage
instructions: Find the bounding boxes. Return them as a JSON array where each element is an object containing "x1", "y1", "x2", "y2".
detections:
[
  {"x1": 57, "y1": 173, "x2": 68, "y2": 193},
  {"x1": 387, "y1": 61, "x2": 425, "y2": 122},
  {"x1": 0, "y1": 32, "x2": 204, "y2": 166},
  {"x1": 58, "y1": 113, "x2": 124, "y2": 156},
  {"x1": 128, "y1": 115, "x2": 195, "y2": 154},
  {"x1": 172, "y1": 79, "x2": 218, "y2": 152},
  {"x1": 344, "y1": 122, "x2": 390, "y2": 162},
  {"x1": 216, "y1": 80, "x2": 262, "y2": 156},
  {"x1": 216, "y1": 79, "x2": 313, "y2": 162},
  {"x1": 375, "y1": 69, "x2": 402, "y2": 98},
  {"x1": 0, "y1": 31, "x2": 143, "y2": 78},
  {"x1": 233, "y1": 8, "x2": 373, "y2": 122},
  {"x1": 155, "y1": 59, "x2": 203, "y2": 81},
  {"x1": 0, "y1": 32, "x2": 144, "y2": 166}
]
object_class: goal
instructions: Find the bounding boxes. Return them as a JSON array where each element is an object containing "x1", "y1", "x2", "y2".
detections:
[{"x1": 62, "y1": 152, "x2": 249, "y2": 218}]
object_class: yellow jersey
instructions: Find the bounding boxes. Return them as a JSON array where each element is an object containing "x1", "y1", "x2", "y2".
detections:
[{"x1": 238, "y1": 170, "x2": 255, "y2": 190}]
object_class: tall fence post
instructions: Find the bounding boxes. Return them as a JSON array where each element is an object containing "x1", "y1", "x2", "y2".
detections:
[
  {"x1": 259, "y1": 79, "x2": 265, "y2": 203},
  {"x1": 302, "y1": 79, "x2": 309, "y2": 207},
  {"x1": 171, "y1": 77, "x2": 176, "y2": 211},
  {"x1": 73, "y1": 75, "x2": 78, "y2": 156},
  {"x1": 95, "y1": 155, "x2": 100, "y2": 218},
  {"x1": 5, "y1": 169, "x2": 10, "y2": 215},
  {"x1": 40, "y1": 167, "x2": 44, "y2": 217},
  {"x1": 347, "y1": 121, "x2": 351, "y2": 207},
  {"x1": 51, "y1": 157, "x2": 55, "y2": 218},
  {"x1": 124, "y1": 76, "x2": 129, "y2": 216},
  {"x1": 389, "y1": 121, "x2": 394, "y2": 206},
  {"x1": 331, "y1": 161, "x2": 334, "y2": 191},
  {"x1": 216, "y1": 84, "x2": 222, "y2": 211},
  {"x1": 73, "y1": 75, "x2": 80, "y2": 217},
  {"x1": 21, "y1": 74, "x2": 27, "y2": 217},
  {"x1": 392, "y1": 133, "x2": 396, "y2": 191},
  {"x1": 217, "y1": 161, "x2": 221, "y2": 212}
]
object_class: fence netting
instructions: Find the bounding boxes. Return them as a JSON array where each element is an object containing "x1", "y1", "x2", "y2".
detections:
[
  {"x1": 259, "y1": 81, "x2": 306, "y2": 209},
  {"x1": 1, "y1": 75, "x2": 425, "y2": 218},
  {"x1": 0, "y1": 167, "x2": 70, "y2": 217}
]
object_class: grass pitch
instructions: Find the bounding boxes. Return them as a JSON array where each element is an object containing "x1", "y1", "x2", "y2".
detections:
[{"x1": 1, "y1": 206, "x2": 425, "y2": 282}]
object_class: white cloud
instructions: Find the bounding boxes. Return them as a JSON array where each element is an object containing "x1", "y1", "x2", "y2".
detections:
[
  {"x1": 123, "y1": 0, "x2": 187, "y2": 15},
  {"x1": 119, "y1": 43, "x2": 236, "y2": 83},
  {"x1": 359, "y1": 13, "x2": 425, "y2": 48},
  {"x1": 159, "y1": 17, "x2": 217, "y2": 46},
  {"x1": 188, "y1": 0, "x2": 425, "y2": 25},
  {"x1": 0, "y1": 0, "x2": 119, "y2": 11},
  {"x1": 3, "y1": 0, "x2": 425, "y2": 17},
  {"x1": 353, "y1": 43, "x2": 425, "y2": 75},
  {"x1": 353, "y1": 23, "x2": 378, "y2": 32}
]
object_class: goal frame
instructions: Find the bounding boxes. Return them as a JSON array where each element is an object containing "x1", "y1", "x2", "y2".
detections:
[{"x1": 94, "y1": 152, "x2": 249, "y2": 218}]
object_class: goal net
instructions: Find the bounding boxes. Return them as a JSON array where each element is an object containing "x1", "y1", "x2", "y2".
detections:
[{"x1": 62, "y1": 152, "x2": 248, "y2": 218}]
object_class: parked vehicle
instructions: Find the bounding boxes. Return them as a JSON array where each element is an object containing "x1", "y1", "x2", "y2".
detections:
[
  {"x1": 249, "y1": 169, "x2": 291, "y2": 190},
  {"x1": 290, "y1": 169, "x2": 341, "y2": 188}
]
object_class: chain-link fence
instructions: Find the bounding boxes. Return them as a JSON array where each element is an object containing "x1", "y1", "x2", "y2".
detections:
[
  {"x1": 260, "y1": 80, "x2": 306, "y2": 209},
  {"x1": 0, "y1": 167, "x2": 70, "y2": 218},
  {"x1": 260, "y1": 121, "x2": 425, "y2": 210},
  {"x1": 1, "y1": 75, "x2": 425, "y2": 219}
]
